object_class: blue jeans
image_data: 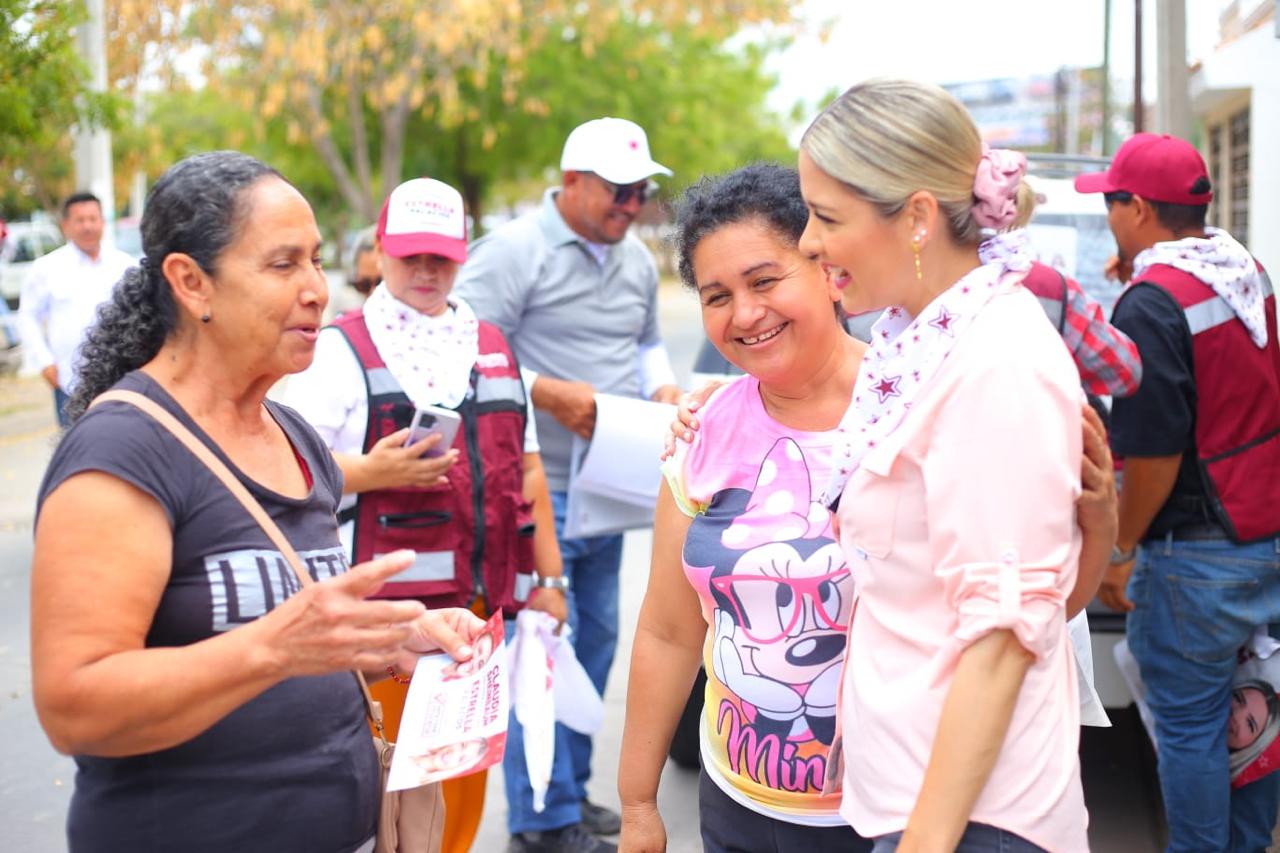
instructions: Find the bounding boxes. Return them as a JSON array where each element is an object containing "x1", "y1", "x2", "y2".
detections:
[
  {"x1": 1126, "y1": 534, "x2": 1280, "y2": 853},
  {"x1": 54, "y1": 387, "x2": 70, "y2": 428},
  {"x1": 872, "y1": 823, "x2": 1045, "y2": 852},
  {"x1": 502, "y1": 490, "x2": 624, "y2": 833}
]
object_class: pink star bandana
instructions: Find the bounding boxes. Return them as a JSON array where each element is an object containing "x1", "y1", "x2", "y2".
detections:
[
  {"x1": 363, "y1": 284, "x2": 480, "y2": 409},
  {"x1": 818, "y1": 234, "x2": 1032, "y2": 506},
  {"x1": 1132, "y1": 227, "x2": 1268, "y2": 348}
]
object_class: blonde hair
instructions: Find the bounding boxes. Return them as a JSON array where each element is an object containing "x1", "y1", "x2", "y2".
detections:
[{"x1": 800, "y1": 78, "x2": 1035, "y2": 244}]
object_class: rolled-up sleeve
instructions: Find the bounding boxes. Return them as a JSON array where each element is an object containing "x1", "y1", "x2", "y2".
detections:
[{"x1": 923, "y1": 358, "x2": 1082, "y2": 660}]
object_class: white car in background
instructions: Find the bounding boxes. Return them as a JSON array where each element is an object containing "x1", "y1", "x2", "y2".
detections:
[
  {"x1": 1023, "y1": 154, "x2": 1123, "y2": 314},
  {"x1": 1, "y1": 221, "x2": 63, "y2": 367},
  {"x1": 1, "y1": 220, "x2": 64, "y2": 309}
]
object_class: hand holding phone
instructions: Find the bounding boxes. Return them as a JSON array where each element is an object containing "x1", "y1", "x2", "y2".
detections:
[{"x1": 406, "y1": 405, "x2": 463, "y2": 458}]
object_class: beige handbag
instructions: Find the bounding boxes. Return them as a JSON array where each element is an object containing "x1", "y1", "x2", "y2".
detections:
[{"x1": 92, "y1": 390, "x2": 447, "y2": 853}]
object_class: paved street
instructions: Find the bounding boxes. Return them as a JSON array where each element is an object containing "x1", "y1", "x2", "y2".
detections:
[
  {"x1": 0, "y1": 374, "x2": 74, "y2": 852},
  {"x1": 0, "y1": 284, "x2": 1185, "y2": 851}
]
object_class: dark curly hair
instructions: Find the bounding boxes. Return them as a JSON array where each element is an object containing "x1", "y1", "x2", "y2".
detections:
[
  {"x1": 673, "y1": 162, "x2": 810, "y2": 290},
  {"x1": 66, "y1": 152, "x2": 283, "y2": 423}
]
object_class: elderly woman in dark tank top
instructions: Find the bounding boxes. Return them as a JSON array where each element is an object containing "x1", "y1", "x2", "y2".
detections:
[{"x1": 30, "y1": 151, "x2": 485, "y2": 853}]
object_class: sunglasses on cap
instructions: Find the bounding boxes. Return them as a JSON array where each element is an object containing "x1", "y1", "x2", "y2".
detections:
[{"x1": 587, "y1": 173, "x2": 658, "y2": 206}]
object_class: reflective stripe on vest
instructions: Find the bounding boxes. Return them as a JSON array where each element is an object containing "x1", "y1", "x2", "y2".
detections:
[
  {"x1": 1021, "y1": 262, "x2": 1069, "y2": 335},
  {"x1": 374, "y1": 550, "x2": 455, "y2": 583},
  {"x1": 475, "y1": 375, "x2": 526, "y2": 406},
  {"x1": 1184, "y1": 272, "x2": 1275, "y2": 336},
  {"x1": 1036, "y1": 295, "x2": 1065, "y2": 331},
  {"x1": 363, "y1": 364, "x2": 525, "y2": 408},
  {"x1": 366, "y1": 367, "x2": 400, "y2": 397}
]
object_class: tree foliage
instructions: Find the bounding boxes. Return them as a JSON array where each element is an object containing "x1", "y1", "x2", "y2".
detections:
[
  {"x1": 0, "y1": 0, "x2": 117, "y2": 214},
  {"x1": 414, "y1": 16, "x2": 797, "y2": 229},
  {"x1": 6, "y1": 0, "x2": 805, "y2": 230},
  {"x1": 195, "y1": 0, "x2": 801, "y2": 223}
]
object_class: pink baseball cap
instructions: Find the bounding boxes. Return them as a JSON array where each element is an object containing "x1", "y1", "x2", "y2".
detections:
[
  {"x1": 376, "y1": 178, "x2": 468, "y2": 262},
  {"x1": 1074, "y1": 133, "x2": 1213, "y2": 205}
]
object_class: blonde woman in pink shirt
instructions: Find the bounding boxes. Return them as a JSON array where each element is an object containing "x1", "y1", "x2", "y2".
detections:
[
  {"x1": 634, "y1": 148, "x2": 1118, "y2": 852},
  {"x1": 796, "y1": 79, "x2": 1091, "y2": 852}
]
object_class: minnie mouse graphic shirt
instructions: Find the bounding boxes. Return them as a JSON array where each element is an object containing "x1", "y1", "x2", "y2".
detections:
[{"x1": 663, "y1": 375, "x2": 849, "y2": 826}]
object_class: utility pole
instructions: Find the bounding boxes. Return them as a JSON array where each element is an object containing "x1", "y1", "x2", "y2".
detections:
[
  {"x1": 1054, "y1": 68, "x2": 1068, "y2": 152},
  {"x1": 1067, "y1": 69, "x2": 1082, "y2": 155},
  {"x1": 1156, "y1": 0, "x2": 1191, "y2": 138},
  {"x1": 1102, "y1": 0, "x2": 1113, "y2": 154},
  {"x1": 74, "y1": 0, "x2": 116, "y2": 238},
  {"x1": 1134, "y1": 0, "x2": 1144, "y2": 133},
  {"x1": 130, "y1": 88, "x2": 147, "y2": 218}
]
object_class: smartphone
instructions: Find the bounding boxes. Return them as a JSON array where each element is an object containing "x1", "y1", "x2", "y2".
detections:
[{"x1": 405, "y1": 405, "x2": 463, "y2": 457}]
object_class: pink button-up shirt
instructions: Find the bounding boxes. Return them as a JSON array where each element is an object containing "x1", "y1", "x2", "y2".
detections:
[{"x1": 836, "y1": 287, "x2": 1089, "y2": 851}]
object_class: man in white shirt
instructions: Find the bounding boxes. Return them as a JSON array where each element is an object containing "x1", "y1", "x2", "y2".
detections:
[{"x1": 17, "y1": 193, "x2": 135, "y2": 426}]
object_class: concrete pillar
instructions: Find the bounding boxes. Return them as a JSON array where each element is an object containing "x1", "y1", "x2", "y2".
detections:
[
  {"x1": 1156, "y1": 0, "x2": 1192, "y2": 138},
  {"x1": 73, "y1": 0, "x2": 115, "y2": 239}
]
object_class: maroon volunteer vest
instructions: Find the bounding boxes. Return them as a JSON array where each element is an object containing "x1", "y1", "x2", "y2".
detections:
[
  {"x1": 1021, "y1": 261, "x2": 1069, "y2": 334},
  {"x1": 330, "y1": 309, "x2": 535, "y2": 612},
  {"x1": 1117, "y1": 262, "x2": 1280, "y2": 542}
]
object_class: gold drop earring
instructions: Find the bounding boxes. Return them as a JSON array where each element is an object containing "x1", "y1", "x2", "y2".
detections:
[{"x1": 911, "y1": 232, "x2": 926, "y2": 281}]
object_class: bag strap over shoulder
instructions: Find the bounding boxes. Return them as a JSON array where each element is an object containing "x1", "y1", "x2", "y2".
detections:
[{"x1": 89, "y1": 389, "x2": 391, "y2": 746}]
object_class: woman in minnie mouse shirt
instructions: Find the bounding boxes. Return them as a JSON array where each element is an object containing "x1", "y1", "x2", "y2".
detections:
[{"x1": 618, "y1": 164, "x2": 873, "y2": 853}]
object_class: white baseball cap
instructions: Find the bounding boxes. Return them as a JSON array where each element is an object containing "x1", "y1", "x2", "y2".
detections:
[
  {"x1": 376, "y1": 178, "x2": 468, "y2": 262},
  {"x1": 560, "y1": 117, "x2": 672, "y2": 185}
]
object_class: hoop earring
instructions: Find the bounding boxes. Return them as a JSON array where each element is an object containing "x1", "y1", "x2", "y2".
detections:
[{"x1": 911, "y1": 238, "x2": 923, "y2": 281}]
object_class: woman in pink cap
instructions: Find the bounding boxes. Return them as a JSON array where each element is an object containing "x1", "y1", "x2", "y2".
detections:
[
  {"x1": 798, "y1": 79, "x2": 1090, "y2": 852},
  {"x1": 283, "y1": 177, "x2": 568, "y2": 853}
]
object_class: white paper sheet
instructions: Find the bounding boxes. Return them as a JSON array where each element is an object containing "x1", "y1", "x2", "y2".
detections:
[
  {"x1": 1068, "y1": 610, "x2": 1111, "y2": 727},
  {"x1": 562, "y1": 393, "x2": 675, "y2": 539}
]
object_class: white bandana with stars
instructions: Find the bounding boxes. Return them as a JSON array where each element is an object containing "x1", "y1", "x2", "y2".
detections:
[
  {"x1": 818, "y1": 235, "x2": 1032, "y2": 507},
  {"x1": 1131, "y1": 227, "x2": 1268, "y2": 348},
  {"x1": 363, "y1": 283, "x2": 480, "y2": 410}
]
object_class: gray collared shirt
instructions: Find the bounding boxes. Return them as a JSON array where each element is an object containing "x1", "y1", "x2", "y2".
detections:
[{"x1": 454, "y1": 188, "x2": 662, "y2": 490}]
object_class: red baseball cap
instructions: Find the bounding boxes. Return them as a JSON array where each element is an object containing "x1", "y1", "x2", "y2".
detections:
[
  {"x1": 1074, "y1": 133, "x2": 1213, "y2": 205},
  {"x1": 376, "y1": 178, "x2": 468, "y2": 262}
]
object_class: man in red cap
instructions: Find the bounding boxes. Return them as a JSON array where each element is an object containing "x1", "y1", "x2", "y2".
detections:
[{"x1": 1077, "y1": 133, "x2": 1280, "y2": 851}]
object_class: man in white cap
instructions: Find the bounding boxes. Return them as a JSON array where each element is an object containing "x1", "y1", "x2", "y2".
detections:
[{"x1": 455, "y1": 117, "x2": 681, "y2": 853}]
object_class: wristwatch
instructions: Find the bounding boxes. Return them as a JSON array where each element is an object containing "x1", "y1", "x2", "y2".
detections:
[
  {"x1": 535, "y1": 574, "x2": 570, "y2": 592},
  {"x1": 1110, "y1": 545, "x2": 1137, "y2": 565}
]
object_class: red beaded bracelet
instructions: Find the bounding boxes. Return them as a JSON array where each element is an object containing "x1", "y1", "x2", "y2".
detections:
[{"x1": 386, "y1": 666, "x2": 411, "y2": 685}]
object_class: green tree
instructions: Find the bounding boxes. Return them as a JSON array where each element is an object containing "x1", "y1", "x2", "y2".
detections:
[
  {"x1": 0, "y1": 0, "x2": 117, "y2": 214},
  {"x1": 415, "y1": 16, "x2": 798, "y2": 229},
  {"x1": 194, "y1": 0, "x2": 800, "y2": 222}
]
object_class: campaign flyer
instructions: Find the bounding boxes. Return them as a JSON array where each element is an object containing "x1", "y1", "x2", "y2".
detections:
[{"x1": 386, "y1": 610, "x2": 508, "y2": 791}]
